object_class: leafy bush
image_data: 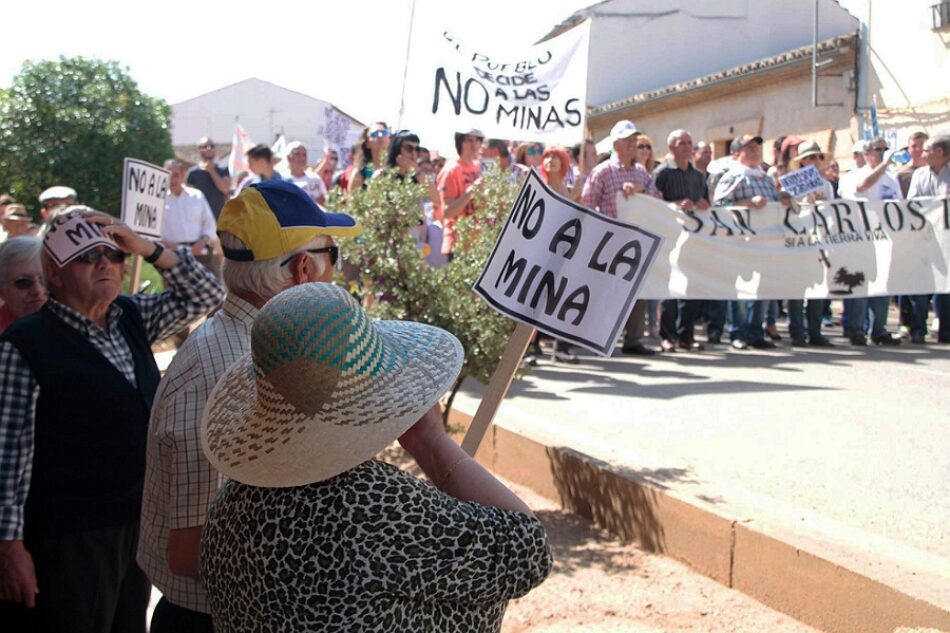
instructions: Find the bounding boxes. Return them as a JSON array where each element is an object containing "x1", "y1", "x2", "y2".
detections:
[{"x1": 334, "y1": 167, "x2": 523, "y2": 422}]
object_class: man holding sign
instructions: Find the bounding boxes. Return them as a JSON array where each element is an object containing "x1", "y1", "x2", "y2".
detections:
[{"x1": 0, "y1": 209, "x2": 223, "y2": 631}]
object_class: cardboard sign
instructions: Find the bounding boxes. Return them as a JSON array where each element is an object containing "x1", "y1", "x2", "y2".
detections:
[
  {"x1": 401, "y1": 22, "x2": 590, "y2": 146},
  {"x1": 473, "y1": 171, "x2": 662, "y2": 355},
  {"x1": 121, "y1": 158, "x2": 169, "y2": 239},
  {"x1": 43, "y1": 212, "x2": 121, "y2": 267},
  {"x1": 779, "y1": 165, "x2": 826, "y2": 198}
]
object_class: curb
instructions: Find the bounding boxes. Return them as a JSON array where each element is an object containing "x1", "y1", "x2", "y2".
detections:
[{"x1": 450, "y1": 409, "x2": 950, "y2": 633}]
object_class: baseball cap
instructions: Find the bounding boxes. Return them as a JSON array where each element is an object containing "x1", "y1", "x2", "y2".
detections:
[
  {"x1": 38, "y1": 186, "x2": 77, "y2": 204},
  {"x1": 730, "y1": 134, "x2": 763, "y2": 153},
  {"x1": 610, "y1": 120, "x2": 639, "y2": 142},
  {"x1": 457, "y1": 128, "x2": 485, "y2": 139},
  {"x1": 217, "y1": 180, "x2": 361, "y2": 262}
]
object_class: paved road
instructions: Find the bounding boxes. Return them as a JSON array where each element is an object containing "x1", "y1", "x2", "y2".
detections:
[{"x1": 455, "y1": 326, "x2": 950, "y2": 567}]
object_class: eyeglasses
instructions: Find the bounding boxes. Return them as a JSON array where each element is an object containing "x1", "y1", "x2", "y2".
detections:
[
  {"x1": 12, "y1": 275, "x2": 44, "y2": 291},
  {"x1": 280, "y1": 246, "x2": 339, "y2": 268},
  {"x1": 637, "y1": 144, "x2": 652, "y2": 150},
  {"x1": 526, "y1": 147, "x2": 541, "y2": 156},
  {"x1": 402, "y1": 144, "x2": 420, "y2": 155},
  {"x1": 75, "y1": 248, "x2": 127, "y2": 265},
  {"x1": 370, "y1": 129, "x2": 391, "y2": 139}
]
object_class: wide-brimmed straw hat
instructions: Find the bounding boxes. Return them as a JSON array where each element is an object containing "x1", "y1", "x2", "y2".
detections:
[{"x1": 200, "y1": 283, "x2": 464, "y2": 488}]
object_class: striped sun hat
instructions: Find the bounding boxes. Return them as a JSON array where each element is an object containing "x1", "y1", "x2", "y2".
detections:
[{"x1": 200, "y1": 283, "x2": 463, "y2": 487}]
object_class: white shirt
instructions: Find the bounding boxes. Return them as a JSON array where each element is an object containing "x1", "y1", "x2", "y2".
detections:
[
  {"x1": 838, "y1": 165, "x2": 903, "y2": 201},
  {"x1": 907, "y1": 162, "x2": 950, "y2": 198},
  {"x1": 288, "y1": 173, "x2": 328, "y2": 204},
  {"x1": 163, "y1": 186, "x2": 216, "y2": 244}
]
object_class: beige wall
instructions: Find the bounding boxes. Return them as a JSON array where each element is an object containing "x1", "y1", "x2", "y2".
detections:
[
  {"x1": 591, "y1": 71, "x2": 859, "y2": 168},
  {"x1": 865, "y1": 0, "x2": 950, "y2": 144}
]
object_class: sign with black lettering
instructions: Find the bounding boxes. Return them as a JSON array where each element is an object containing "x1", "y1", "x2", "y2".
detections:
[
  {"x1": 779, "y1": 165, "x2": 826, "y2": 198},
  {"x1": 121, "y1": 158, "x2": 169, "y2": 239},
  {"x1": 616, "y1": 194, "x2": 950, "y2": 299},
  {"x1": 474, "y1": 171, "x2": 663, "y2": 356},
  {"x1": 43, "y1": 211, "x2": 122, "y2": 267},
  {"x1": 401, "y1": 22, "x2": 590, "y2": 147}
]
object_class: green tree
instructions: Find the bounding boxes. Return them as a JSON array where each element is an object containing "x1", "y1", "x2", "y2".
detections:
[
  {"x1": 335, "y1": 168, "x2": 523, "y2": 424},
  {"x1": 0, "y1": 56, "x2": 172, "y2": 218}
]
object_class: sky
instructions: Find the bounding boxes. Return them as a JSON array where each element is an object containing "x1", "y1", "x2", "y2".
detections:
[{"x1": 1, "y1": 0, "x2": 593, "y2": 127}]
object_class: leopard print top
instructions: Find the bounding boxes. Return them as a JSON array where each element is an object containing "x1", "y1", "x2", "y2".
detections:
[{"x1": 200, "y1": 459, "x2": 552, "y2": 632}]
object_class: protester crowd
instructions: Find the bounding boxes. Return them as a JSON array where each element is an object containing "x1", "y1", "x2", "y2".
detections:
[{"x1": 0, "y1": 116, "x2": 947, "y2": 632}]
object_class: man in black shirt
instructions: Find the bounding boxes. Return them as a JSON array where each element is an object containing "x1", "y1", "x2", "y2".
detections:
[
  {"x1": 186, "y1": 137, "x2": 231, "y2": 220},
  {"x1": 653, "y1": 130, "x2": 710, "y2": 351}
]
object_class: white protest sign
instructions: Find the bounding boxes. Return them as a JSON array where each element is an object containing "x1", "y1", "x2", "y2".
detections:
[
  {"x1": 779, "y1": 165, "x2": 826, "y2": 198},
  {"x1": 43, "y1": 211, "x2": 122, "y2": 267},
  {"x1": 473, "y1": 171, "x2": 663, "y2": 356},
  {"x1": 401, "y1": 21, "x2": 590, "y2": 147},
  {"x1": 121, "y1": 158, "x2": 169, "y2": 239}
]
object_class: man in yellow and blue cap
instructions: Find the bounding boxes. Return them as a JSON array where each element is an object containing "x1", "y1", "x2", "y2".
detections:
[{"x1": 138, "y1": 179, "x2": 361, "y2": 632}]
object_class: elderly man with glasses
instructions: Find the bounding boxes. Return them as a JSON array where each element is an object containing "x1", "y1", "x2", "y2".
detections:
[
  {"x1": 0, "y1": 208, "x2": 224, "y2": 632},
  {"x1": 137, "y1": 180, "x2": 360, "y2": 632}
]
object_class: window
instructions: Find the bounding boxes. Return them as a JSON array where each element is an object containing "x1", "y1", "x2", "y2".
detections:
[{"x1": 933, "y1": 1, "x2": 950, "y2": 30}]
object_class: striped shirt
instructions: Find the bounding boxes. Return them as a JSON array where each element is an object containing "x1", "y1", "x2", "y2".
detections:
[
  {"x1": 0, "y1": 248, "x2": 224, "y2": 540},
  {"x1": 581, "y1": 156, "x2": 659, "y2": 218},
  {"x1": 652, "y1": 160, "x2": 708, "y2": 203},
  {"x1": 713, "y1": 165, "x2": 782, "y2": 205},
  {"x1": 138, "y1": 294, "x2": 257, "y2": 613}
]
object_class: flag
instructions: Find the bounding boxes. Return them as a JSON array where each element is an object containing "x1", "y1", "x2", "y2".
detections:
[{"x1": 228, "y1": 123, "x2": 253, "y2": 178}]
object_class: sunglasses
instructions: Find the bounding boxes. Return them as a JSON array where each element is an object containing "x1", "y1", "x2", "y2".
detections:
[
  {"x1": 75, "y1": 248, "x2": 127, "y2": 265},
  {"x1": 12, "y1": 275, "x2": 44, "y2": 291},
  {"x1": 526, "y1": 147, "x2": 541, "y2": 156},
  {"x1": 370, "y1": 129, "x2": 391, "y2": 139},
  {"x1": 868, "y1": 146, "x2": 887, "y2": 152},
  {"x1": 402, "y1": 144, "x2": 420, "y2": 154},
  {"x1": 280, "y1": 246, "x2": 339, "y2": 268},
  {"x1": 637, "y1": 144, "x2": 652, "y2": 150},
  {"x1": 199, "y1": 144, "x2": 215, "y2": 149}
]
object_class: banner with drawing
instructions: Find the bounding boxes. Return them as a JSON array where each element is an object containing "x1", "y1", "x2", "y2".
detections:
[
  {"x1": 616, "y1": 194, "x2": 950, "y2": 299},
  {"x1": 401, "y1": 22, "x2": 590, "y2": 147}
]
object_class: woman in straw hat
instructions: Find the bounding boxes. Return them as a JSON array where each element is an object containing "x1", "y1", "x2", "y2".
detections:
[
  {"x1": 785, "y1": 141, "x2": 835, "y2": 347},
  {"x1": 200, "y1": 283, "x2": 552, "y2": 632}
]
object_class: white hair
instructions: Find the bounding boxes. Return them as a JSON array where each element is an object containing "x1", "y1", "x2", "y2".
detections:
[
  {"x1": 0, "y1": 236, "x2": 42, "y2": 281},
  {"x1": 667, "y1": 129, "x2": 691, "y2": 148},
  {"x1": 220, "y1": 233, "x2": 330, "y2": 298}
]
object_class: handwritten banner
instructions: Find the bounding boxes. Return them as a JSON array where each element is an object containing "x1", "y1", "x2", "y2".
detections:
[
  {"x1": 121, "y1": 158, "x2": 169, "y2": 239},
  {"x1": 616, "y1": 194, "x2": 950, "y2": 299},
  {"x1": 474, "y1": 171, "x2": 662, "y2": 355},
  {"x1": 779, "y1": 165, "x2": 826, "y2": 198},
  {"x1": 401, "y1": 22, "x2": 590, "y2": 147}
]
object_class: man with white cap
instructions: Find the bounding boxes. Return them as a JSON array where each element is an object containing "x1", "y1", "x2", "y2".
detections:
[
  {"x1": 582, "y1": 120, "x2": 659, "y2": 356},
  {"x1": 138, "y1": 179, "x2": 361, "y2": 632},
  {"x1": 37, "y1": 186, "x2": 77, "y2": 219}
]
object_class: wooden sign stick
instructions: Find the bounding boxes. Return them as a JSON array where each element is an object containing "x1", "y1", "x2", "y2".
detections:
[
  {"x1": 129, "y1": 255, "x2": 144, "y2": 294},
  {"x1": 460, "y1": 321, "x2": 536, "y2": 457}
]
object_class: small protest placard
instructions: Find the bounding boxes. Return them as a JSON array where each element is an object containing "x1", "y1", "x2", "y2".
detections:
[
  {"x1": 473, "y1": 171, "x2": 663, "y2": 356},
  {"x1": 779, "y1": 165, "x2": 826, "y2": 198},
  {"x1": 43, "y1": 212, "x2": 121, "y2": 267},
  {"x1": 121, "y1": 158, "x2": 169, "y2": 239}
]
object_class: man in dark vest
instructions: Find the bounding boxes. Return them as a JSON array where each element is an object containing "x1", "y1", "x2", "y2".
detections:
[{"x1": 0, "y1": 207, "x2": 224, "y2": 632}]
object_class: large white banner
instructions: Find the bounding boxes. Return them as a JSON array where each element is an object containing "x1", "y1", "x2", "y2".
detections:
[
  {"x1": 617, "y1": 194, "x2": 950, "y2": 299},
  {"x1": 401, "y1": 22, "x2": 590, "y2": 147},
  {"x1": 474, "y1": 171, "x2": 662, "y2": 355}
]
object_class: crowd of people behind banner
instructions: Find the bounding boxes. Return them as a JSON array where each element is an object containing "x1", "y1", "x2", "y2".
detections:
[{"x1": 0, "y1": 114, "x2": 948, "y2": 632}]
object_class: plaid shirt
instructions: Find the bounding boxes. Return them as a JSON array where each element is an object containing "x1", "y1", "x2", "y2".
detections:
[
  {"x1": 0, "y1": 248, "x2": 224, "y2": 541},
  {"x1": 581, "y1": 156, "x2": 660, "y2": 218},
  {"x1": 713, "y1": 165, "x2": 781, "y2": 205},
  {"x1": 138, "y1": 294, "x2": 257, "y2": 613}
]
